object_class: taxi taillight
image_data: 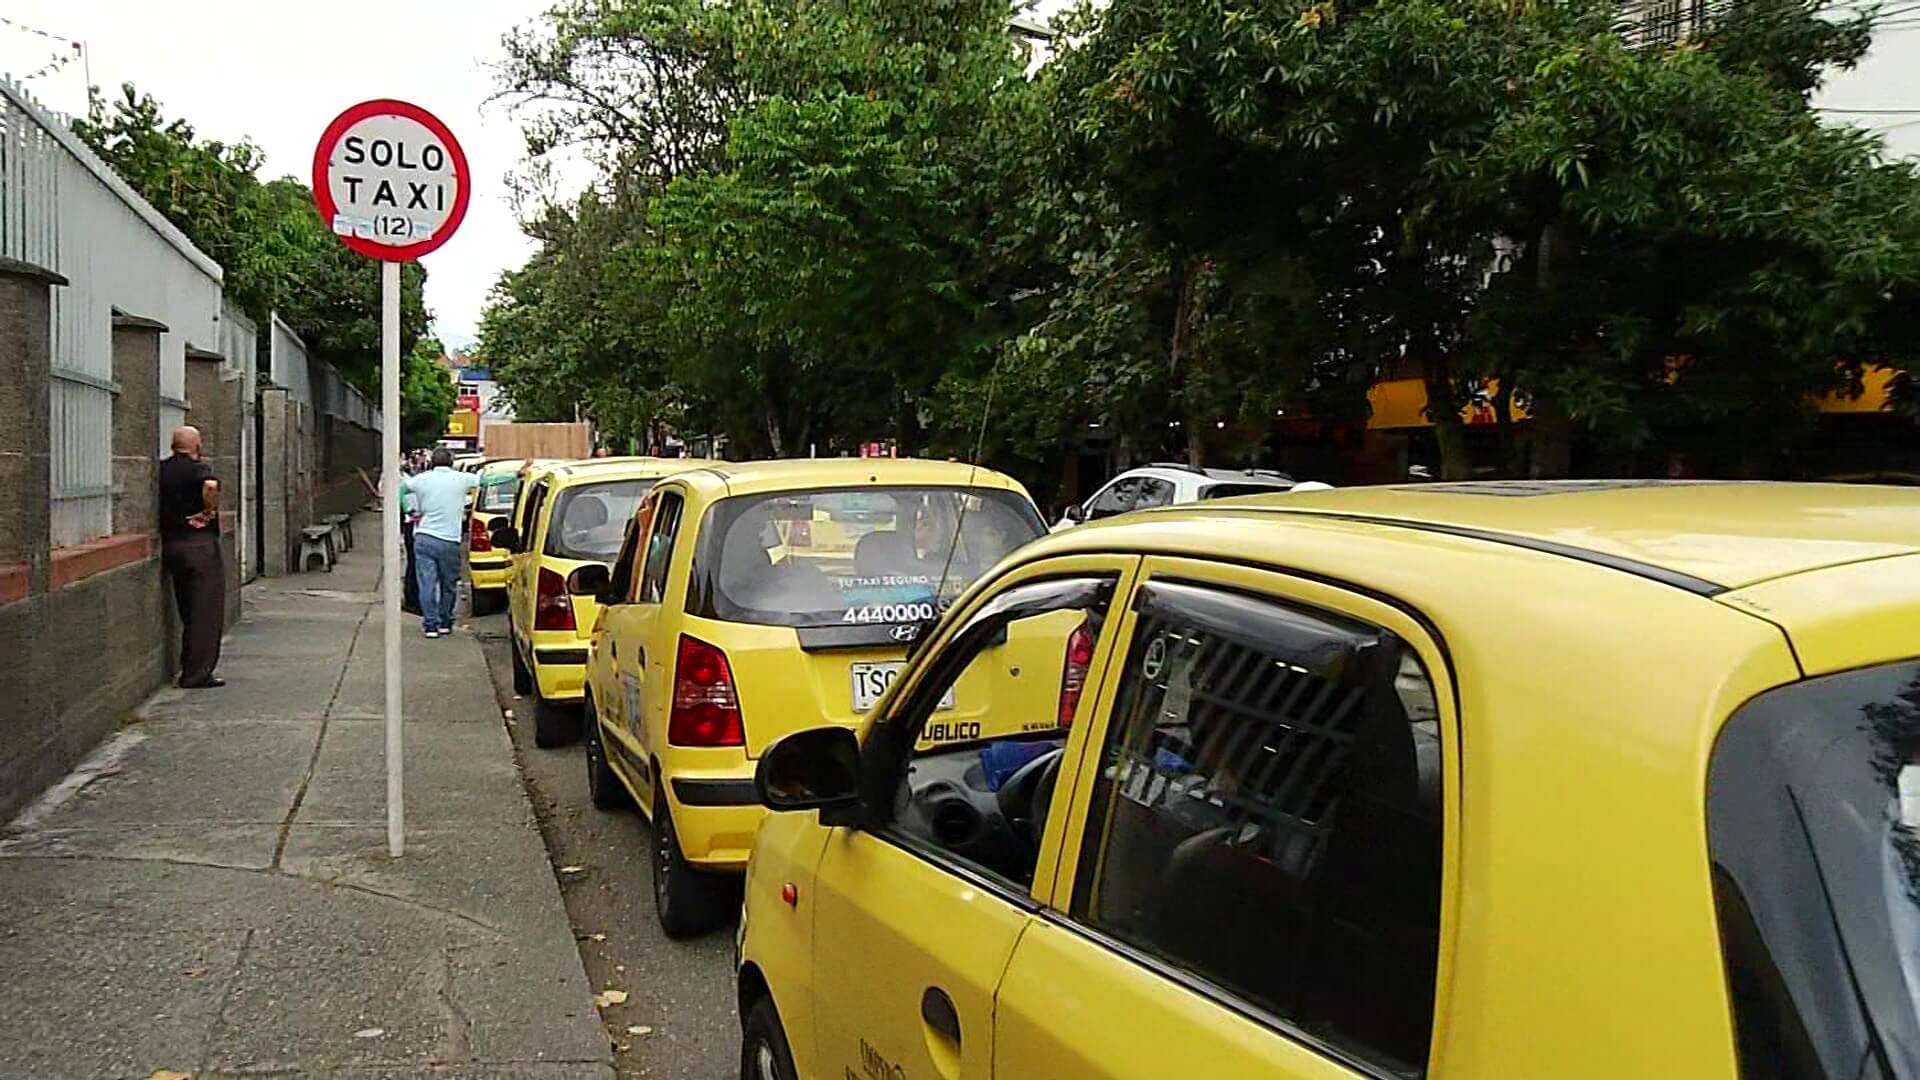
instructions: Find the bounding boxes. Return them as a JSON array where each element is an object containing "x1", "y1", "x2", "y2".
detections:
[
  {"x1": 534, "y1": 567, "x2": 574, "y2": 631},
  {"x1": 1058, "y1": 622, "x2": 1095, "y2": 728},
  {"x1": 469, "y1": 515, "x2": 492, "y2": 552},
  {"x1": 669, "y1": 635, "x2": 744, "y2": 747}
]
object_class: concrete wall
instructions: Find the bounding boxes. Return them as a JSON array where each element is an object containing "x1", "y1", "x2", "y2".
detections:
[
  {"x1": 0, "y1": 261, "x2": 260, "y2": 821},
  {"x1": 0, "y1": 261, "x2": 200, "y2": 822}
]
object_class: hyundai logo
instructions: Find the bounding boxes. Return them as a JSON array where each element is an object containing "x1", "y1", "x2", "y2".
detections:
[{"x1": 890, "y1": 623, "x2": 920, "y2": 642}]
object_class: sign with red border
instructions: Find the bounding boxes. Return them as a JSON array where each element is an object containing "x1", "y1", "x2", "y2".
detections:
[{"x1": 311, "y1": 99, "x2": 469, "y2": 262}]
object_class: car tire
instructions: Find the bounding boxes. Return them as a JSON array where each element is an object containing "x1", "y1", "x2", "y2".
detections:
[
  {"x1": 740, "y1": 996, "x2": 798, "y2": 1080},
  {"x1": 509, "y1": 630, "x2": 532, "y2": 696},
  {"x1": 533, "y1": 694, "x2": 575, "y2": 748},
  {"x1": 584, "y1": 697, "x2": 628, "y2": 810},
  {"x1": 652, "y1": 785, "x2": 726, "y2": 939}
]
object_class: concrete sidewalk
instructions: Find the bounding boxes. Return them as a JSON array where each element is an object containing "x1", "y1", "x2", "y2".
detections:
[{"x1": 0, "y1": 514, "x2": 614, "y2": 1080}]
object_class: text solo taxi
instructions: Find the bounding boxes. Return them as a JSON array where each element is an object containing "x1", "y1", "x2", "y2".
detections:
[
  {"x1": 572, "y1": 459, "x2": 1047, "y2": 937},
  {"x1": 736, "y1": 480, "x2": 1920, "y2": 1080}
]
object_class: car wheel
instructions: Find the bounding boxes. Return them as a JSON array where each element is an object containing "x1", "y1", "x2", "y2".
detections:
[
  {"x1": 739, "y1": 996, "x2": 798, "y2": 1080},
  {"x1": 509, "y1": 629, "x2": 532, "y2": 695},
  {"x1": 652, "y1": 785, "x2": 726, "y2": 939},
  {"x1": 533, "y1": 694, "x2": 576, "y2": 748},
  {"x1": 584, "y1": 697, "x2": 628, "y2": 810}
]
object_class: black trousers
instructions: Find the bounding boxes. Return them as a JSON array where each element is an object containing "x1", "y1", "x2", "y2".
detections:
[
  {"x1": 402, "y1": 521, "x2": 421, "y2": 614},
  {"x1": 162, "y1": 533, "x2": 225, "y2": 686}
]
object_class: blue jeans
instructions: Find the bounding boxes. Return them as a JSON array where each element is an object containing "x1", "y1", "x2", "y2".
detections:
[{"x1": 414, "y1": 532, "x2": 461, "y2": 632}]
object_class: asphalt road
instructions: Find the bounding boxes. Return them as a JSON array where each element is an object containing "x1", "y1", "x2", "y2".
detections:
[{"x1": 471, "y1": 605, "x2": 739, "y2": 1080}]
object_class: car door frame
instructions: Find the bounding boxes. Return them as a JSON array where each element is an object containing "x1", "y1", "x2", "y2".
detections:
[
  {"x1": 802, "y1": 551, "x2": 1144, "y2": 1080},
  {"x1": 598, "y1": 482, "x2": 693, "y2": 812},
  {"x1": 509, "y1": 475, "x2": 553, "y2": 646},
  {"x1": 1033, "y1": 553, "x2": 1465, "y2": 1079}
]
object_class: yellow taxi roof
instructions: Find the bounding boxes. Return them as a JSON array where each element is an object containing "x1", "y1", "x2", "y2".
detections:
[
  {"x1": 545, "y1": 456, "x2": 713, "y2": 488},
  {"x1": 1206, "y1": 480, "x2": 1920, "y2": 592},
  {"x1": 679, "y1": 457, "x2": 1032, "y2": 500}
]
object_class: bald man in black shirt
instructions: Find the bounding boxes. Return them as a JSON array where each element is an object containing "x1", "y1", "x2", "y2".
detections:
[{"x1": 159, "y1": 426, "x2": 225, "y2": 688}]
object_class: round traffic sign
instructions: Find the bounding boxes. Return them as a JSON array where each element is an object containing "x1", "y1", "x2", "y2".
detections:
[{"x1": 312, "y1": 99, "x2": 470, "y2": 261}]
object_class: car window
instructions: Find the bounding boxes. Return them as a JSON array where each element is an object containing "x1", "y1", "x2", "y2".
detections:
[
  {"x1": 478, "y1": 475, "x2": 519, "y2": 513},
  {"x1": 605, "y1": 517, "x2": 642, "y2": 606},
  {"x1": 875, "y1": 575, "x2": 1119, "y2": 891},
  {"x1": 518, "y1": 480, "x2": 550, "y2": 548},
  {"x1": 692, "y1": 487, "x2": 1044, "y2": 628},
  {"x1": 1200, "y1": 482, "x2": 1290, "y2": 500},
  {"x1": 637, "y1": 492, "x2": 686, "y2": 604},
  {"x1": 1133, "y1": 477, "x2": 1177, "y2": 510},
  {"x1": 1709, "y1": 658, "x2": 1920, "y2": 1080},
  {"x1": 1069, "y1": 580, "x2": 1443, "y2": 1075},
  {"x1": 545, "y1": 480, "x2": 657, "y2": 562},
  {"x1": 1086, "y1": 478, "x2": 1140, "y2": 520}
]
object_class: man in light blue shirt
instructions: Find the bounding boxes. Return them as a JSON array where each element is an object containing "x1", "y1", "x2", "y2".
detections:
[{"x1": 399, "y1": 449, "x2": 479, "y2": 637}]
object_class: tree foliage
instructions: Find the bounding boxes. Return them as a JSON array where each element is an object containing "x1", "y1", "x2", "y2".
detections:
[
  {"x1": 483, "y1": 0, "x2": 1920, "y2": 486},
  {"x1": 400, "y1": 336, "x2": 460, "y2": 449},
  {"x1": 75, "y1": 84, "x2": 431, "y2": 392}
]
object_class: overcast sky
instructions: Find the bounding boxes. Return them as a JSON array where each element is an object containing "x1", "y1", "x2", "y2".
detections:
[{"x1": 1, "y1": 0, "x2": 551, "y2": 350}]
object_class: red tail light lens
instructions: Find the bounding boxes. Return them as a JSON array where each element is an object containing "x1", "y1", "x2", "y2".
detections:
[
  {"x1": 1058, "y1": 623, "x2": 1095, "y2": 728},
  {"x1": 469, "y1": 516, "x2": 492, "y2": 552},
  {"x1": 534, "y1": 566, "x2": 575, "y2": 631},
  {"x1": 669, "y1": 636, "x2": 745, "y2": 747}
]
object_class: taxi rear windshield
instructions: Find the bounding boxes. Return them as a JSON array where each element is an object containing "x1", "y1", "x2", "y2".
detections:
[
  {"x1": 478, "y1": 477, "x2": 519, "y2": 513},
  {"x1": 544, "y1": 480, "x2": 655, "y2": 562},
  {"x1": 692, "y1": 487, "x2": 1043, "y2": 628},
  {"x1": 1709, "y1": 658, "x2": 1920, "y2": 1079}
]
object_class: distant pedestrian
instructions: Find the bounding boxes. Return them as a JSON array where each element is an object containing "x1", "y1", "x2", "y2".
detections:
[
  {"x1": 159, "y1": 425, "x2": 225, "y2": 688},
  {"x1": 400, "y1": 448, "x2": 479, "y2": 637},
  {"x1": 400, "y1": 453, "x2": 423, "y2": 616}
]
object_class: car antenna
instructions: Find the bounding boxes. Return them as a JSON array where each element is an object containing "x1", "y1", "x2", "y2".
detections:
[{"x1": 930, "y1": 357, "x2": 1001, "y2": 612}]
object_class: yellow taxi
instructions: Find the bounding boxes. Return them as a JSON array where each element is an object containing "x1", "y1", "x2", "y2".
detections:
[
  {"x1": 736, "y1": 480, "x2": 1920, "y2": 1080},
  {"x1": 491, "y1": 457, "x2": 707, "y2": 748},
  {"x1": 572, "y1": 459, "x2": 1047, "y2": 936},
  {"x1": 465, "y1": 458, "x2": 530, "y2": 615}
]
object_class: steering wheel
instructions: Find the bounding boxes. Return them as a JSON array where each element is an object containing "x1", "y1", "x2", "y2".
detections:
[{"x1": 995, "y1": 748, "x2": 1066, "y2": 850}]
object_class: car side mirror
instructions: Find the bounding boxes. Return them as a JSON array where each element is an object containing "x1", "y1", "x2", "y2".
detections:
[
  {"x1": 1062, "y1": 504, "x2": 1085, "y2": 524},
  {"x1": 489, "y1": 523, "x2": 520, "y2": 553},
  {"x1": 755, "y1": 726, "x2": 864, "y2": 825},
  {"x1": 567, "y1": 564, "x2": 611, "y2": 598}
]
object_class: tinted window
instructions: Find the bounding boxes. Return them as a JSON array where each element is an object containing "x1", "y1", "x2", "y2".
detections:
[
  {"x1": 605, "y1": 517, "x2": 641, "y2": 605},
  {"x1": 1710, "y1": 659, "x2": 1920, "y2": 1080},
  {"x1": 1086, "y1": 478, "x2": 1140, "y2": 520},
  {"x1": 693, "y1": 487, "x2": 1043, "y2": 628},
  {"x1": 1134, "y1": 477, "x2": 1177, "y2": 510},
  {"x1": 1201, "y1": 482, "x2": 1292, "y2": 501},
  {"x1": 518, "y1": 481, "x2": 550, "y2": 548},
  {"x1": 638, "y1": 493, "x2": 685, "y2": 604},
  {"x1": 878, "y1": 576, "x2": 1117, "y2": 889},
  {"x1": 545, "y1": 480, "x2": 656, "y2": 562},
  {"x1": 1071, "y1": 581, "x2": 1443, "y2": 1074}
]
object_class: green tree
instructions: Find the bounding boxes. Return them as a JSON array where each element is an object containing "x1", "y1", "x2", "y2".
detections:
[
  {"x1": 1044, "y1": 0, "x2": 1920, "y2": 478},
  {"x1": 75, "y1": 84, "x2": 430, "y2": 392},
  {"x1": 400, "y1": 337, "x2": 460, "y2": 448}
]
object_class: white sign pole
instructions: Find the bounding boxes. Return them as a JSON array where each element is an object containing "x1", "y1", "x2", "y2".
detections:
[
  {"x1": 382, "y1": 259, "x2": 404, "y2": 858},
  {"x1": 312, "y1": 98, "x2": 469, "y2": 861}
]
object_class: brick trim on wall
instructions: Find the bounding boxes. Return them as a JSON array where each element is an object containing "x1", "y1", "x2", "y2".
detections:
[
  {"x1": 0, "y1": 562, "x2": 27, "y2": 606},
  {"x1": 50, "y1": 533, "x2": 153, "y2": 590}
]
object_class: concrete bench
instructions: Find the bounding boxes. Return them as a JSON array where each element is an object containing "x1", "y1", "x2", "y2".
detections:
[
  {"x1": 322, "y1": 513, "x2": 353, "y2": 553},
  {"x1": 299, "y1": 525, "x2": 336, "y2": 573}
]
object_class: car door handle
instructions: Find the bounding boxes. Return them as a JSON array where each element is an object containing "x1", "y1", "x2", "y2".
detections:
[{"x1": 921, "y1": 986, "x2": 961, "y2": 1049}]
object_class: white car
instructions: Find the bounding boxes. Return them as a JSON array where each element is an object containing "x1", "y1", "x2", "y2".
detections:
[{"x1": 1053, "y1": 464, "x2": 1325, "y2": 530}]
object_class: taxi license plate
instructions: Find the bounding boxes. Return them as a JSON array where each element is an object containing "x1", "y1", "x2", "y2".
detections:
[{"x1": 850, "y1": 662, "x2": 954, "y2": 713}]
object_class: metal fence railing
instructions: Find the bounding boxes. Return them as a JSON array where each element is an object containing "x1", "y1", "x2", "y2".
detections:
[{"x1": 0, "y1": 75, "x2": 223, "y2": 547}]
